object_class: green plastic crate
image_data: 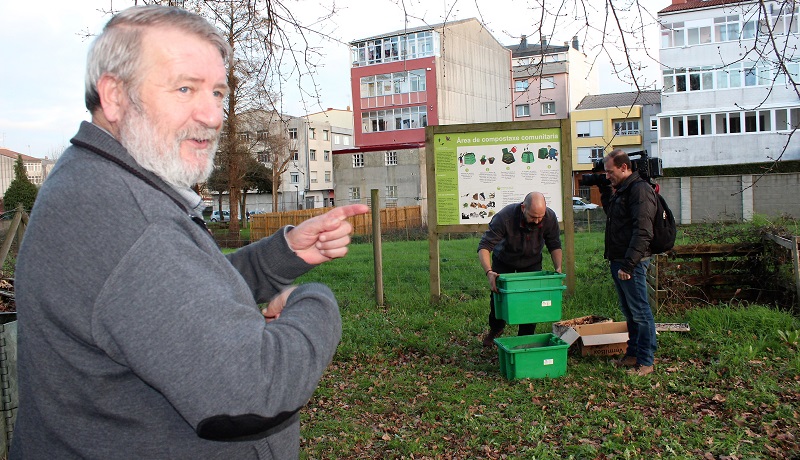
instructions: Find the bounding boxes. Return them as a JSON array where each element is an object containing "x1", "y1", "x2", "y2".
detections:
[
  {"x1": 494, "y1": 333, "x2": 569, "y2": 379},
  {"x1": 493, "y1": 271, "x2": 566, "y2": 324}
]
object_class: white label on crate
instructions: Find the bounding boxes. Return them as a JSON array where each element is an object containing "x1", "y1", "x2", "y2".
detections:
[
  {"x1": 541, "y1": 300, "x2": 552, "y2": 307},
  {"x1": 543, "y1": 359, "x2": 554, "y2": 366}
]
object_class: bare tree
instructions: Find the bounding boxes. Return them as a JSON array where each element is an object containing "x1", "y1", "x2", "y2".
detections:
[{"x1": 238, "y1": 109, "x2": 294, "y2": 212}]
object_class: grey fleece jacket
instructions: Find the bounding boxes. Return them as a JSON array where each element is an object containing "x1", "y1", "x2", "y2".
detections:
[{"x1": 10, "y1": 122, "x2": 341, "y2": 459}]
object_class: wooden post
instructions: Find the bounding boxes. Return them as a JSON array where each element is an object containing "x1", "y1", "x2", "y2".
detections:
[
  {"x1": 793, "y1": 236, "x2": 800, "y2": 309},
  {"x1": 371, "y1": 190, "x2": 384, "y2": 307},
  {"x1": 0, "y1": 207, "x2": 23, "y2": 269}
]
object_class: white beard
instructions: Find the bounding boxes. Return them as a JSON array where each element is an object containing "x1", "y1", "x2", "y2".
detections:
[{"x1": 118, "y1": 103, "x2": 219, "y2": 189}]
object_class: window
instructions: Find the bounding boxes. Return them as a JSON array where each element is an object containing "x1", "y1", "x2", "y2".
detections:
[
  {"x1": 324, "y1": 150, "x2": 330, "y2": 161},
  {"x1": 334, "y1": 134, "x2": 341, "y2": 144},
  {"x1": 687, "y1": 115, "x2": 699, "y2": 136},
  {"x1": 613, "y1": 120, "x2": 640, "y2": 136},
  {"x1": 715, "y1": 113, "x2": 728, "y2": 134},
  {"x1": 540, "y1": 76, "x2": 555, "y2": 89},
  {"x1": 353, "y1": 153, "x2": 364, "y2": 168},
  {"x1": 772, "y1": 5, "x2": 798, "y2": 35},
  {"x1": 729, "y1": 112, "x2": 742, "y2": 134},
  {"x1": 309, "y1": 128, "x2": 316, "y2": 139},
  {"x1": 742, "y1": 20, "x2": 757, "y2": 39},
  {"x1": 310, "y1": 171, "x2": 318, "y2": 183},
  {"x1": 258, "y1": 151, "x2": 270, "y2": 163},
  {"x1": 515, "y1": 80, "x2": 530, "y2": 92},
  {"x1": 541, "y1": 102, "x2": 556, "y2": 115},
  {"x1": 686, "y1": 26, "x2": 711, "y2": 45},
  {"x1": 386, "y1": 185, "x2": 398, "y2": 199},
  {"x1": 744, "y1": 112, "x2": 758, "y2": 133},
  {"x1": 577, "y1": 147, "x2": 605, "y2": 164},
  {"x1": 650, "y1": 117, "x2": 658, "y2": 131},
  {"x1": 323, "y1": 130, "x2": 329, "y2": 141},
  {"x1": 351, "y1": 31, "x2": 435, "y2": 66},
  {"x1": 288, "y1": 128, "x2": 298, "y2": 139},
  {"x1": 361, "y1": 70, "x2": 427, "y2": 97},
  {"x1": 576, "y1": 120, "x2": 603, "y2": 137},
  {"x1": 672, "y1": 117, "x2": 685, "y2": 137},
  {"x1": 385, "y1": 151, "x2": 398, "y2": 166},
  {"x1": 291, "y1": 150, "x2": 299, "y2": 161},
  {"x1": 515, "y1": 104, "x2": 530, "y2": 117},
  {"x1": 343, "y1": 136, "x2": 351, "y2": 146},
  {"x1": 361, "y1": 105, "x2": 428, "y2": 133},
  {"x1": 660, "y1": 22, "x2": 684, "y2": 48},
  {"x1": 290, "y1": 172, "x2": 299, "y2": 184},
  {"x1": 700, "y1": 114, "x2": 712, "y2": 135},
  {"x1": 349, "y1": 187, "x2": 361, "y2": 200},
  {"x1": 664, "y1": 67, "x2": 715, "y2": 93},
  {"x1": 324, "y1": 171, "x2": 331, "y2": 182},
  {"x1": 257, "y1": 130, "x2": 267, "y2": 141},
  {"x1": 714, "y1": 15, "x2": 740, "y2": 42},
  {"x1": 660, "y1": 117, "x2": 671, "y2": 137},
  {"x1": 775, "y1": 109, "x2": 789, "y2": 131},
  {"x1": 309, "y1": 149, "x2": 316, "y2": 161}
]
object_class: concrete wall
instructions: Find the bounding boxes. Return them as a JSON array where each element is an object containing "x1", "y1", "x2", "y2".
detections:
[
  {"x1": 435, "y1": 19, "x2": 512, "y2": 125},
  {"x1": 333, "y1": 147, "x2": 425, "y2": 209},
  {"x1": 658, "y1": 172, "x2": 800, "y2": 224}
]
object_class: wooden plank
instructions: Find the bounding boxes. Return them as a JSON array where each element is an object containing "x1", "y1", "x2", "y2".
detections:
[
  {"x1": 659, "y1": 260, "x2": 754, "y2": 272},
  {"x1": 656, "y1": 323, "x2": 690, "y2": 332},
  {"x1": 672, "y1": 243, "x2": 761, "y2": 256},
  {"x1": 683, "y1": 274, "x2": 754, "y2": 286}
]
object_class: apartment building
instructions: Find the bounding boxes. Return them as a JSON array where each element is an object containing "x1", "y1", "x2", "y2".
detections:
[
  {"x1": 657, "y1": 0, "x2": 800, "y2": 167},
  {"x1": 509, "y1": 35, "x2": 599, "y2": 122},
  {"x1": 0, "y1": 148, "x2": 52, "y2": 202},
  {"x1": 306, "y1": 108, "x2": 354, "y2": 208},
  {"x1": 335, "y1": 18, "x2": 513, "y2": 211},
  {"x1": 571, "y1": 90, "x2": 662, "y2": 201}
]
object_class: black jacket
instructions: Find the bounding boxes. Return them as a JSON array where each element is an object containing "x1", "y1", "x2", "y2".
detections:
[
  {"x1": 601, "y1": 172, "x2": 657, "y2": 273},
  {"x1": 477, "y1": 202, "x2": 561, "y2": 271}
]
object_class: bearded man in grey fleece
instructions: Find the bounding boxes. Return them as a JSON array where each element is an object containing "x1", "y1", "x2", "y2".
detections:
[{"x1": 11, "y1": 5, "x2": 367, "y2": 459}]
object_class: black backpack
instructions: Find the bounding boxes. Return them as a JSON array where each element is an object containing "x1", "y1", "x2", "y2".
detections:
[{"x1": 651, "y1": 192, "x2": 677, "y2": 254}]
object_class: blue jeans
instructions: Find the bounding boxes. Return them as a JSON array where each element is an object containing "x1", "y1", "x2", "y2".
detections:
[{"x1": 610, "y1": 260, "x2": 657, "y2": 366}]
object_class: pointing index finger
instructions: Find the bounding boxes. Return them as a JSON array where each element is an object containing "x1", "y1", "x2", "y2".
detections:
[{"x1": 329, "y1": 204, "x2": 370, "y2": 221}]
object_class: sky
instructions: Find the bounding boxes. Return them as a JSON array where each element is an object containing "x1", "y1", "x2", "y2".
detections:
[{"x1": 0, "y1": 0, "x2": 663, "y2": 158}]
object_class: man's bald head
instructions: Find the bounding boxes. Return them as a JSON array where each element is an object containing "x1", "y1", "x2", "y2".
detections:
[{"x1": 521, "y1": 192, "x2": 547, "y2": 225}]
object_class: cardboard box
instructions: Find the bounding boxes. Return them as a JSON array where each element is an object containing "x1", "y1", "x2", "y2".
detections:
[{"x1": 552, "y1": 319, "x2": 629, "y2": 357}]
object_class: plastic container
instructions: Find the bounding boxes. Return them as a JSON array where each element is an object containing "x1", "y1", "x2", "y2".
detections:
[
  {"x1": 493, "y1": 271, "x2": 566, "y2": 324},
  {"x1": 494, "y1": 333, "x2": 569, "y2": 379}
]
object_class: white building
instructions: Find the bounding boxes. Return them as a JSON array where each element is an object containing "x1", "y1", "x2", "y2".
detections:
[
  {"x1": 0, "y1": 148, "x2": 52, "y2": 206},
  {"x1": 657, "y1": 0, "x2": 800, "y2": 167},
  {"x1": 305, "y1": 108, "x2": 354, "y2": 208}
]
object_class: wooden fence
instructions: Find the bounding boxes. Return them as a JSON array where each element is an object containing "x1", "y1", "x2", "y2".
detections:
[
  {"x1": 249, "y1": 205, "x2": 423, "y2": 240},
  {"x1": 647, "y1": 237, "x2": 800, "y2": 312}
]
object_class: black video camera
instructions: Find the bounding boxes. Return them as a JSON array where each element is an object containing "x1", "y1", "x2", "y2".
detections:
[{"x1": 579, "y1": 150, "x2": 663, "y2": 187}]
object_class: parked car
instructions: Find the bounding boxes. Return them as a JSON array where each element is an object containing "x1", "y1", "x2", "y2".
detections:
[
  {"x1": 210, "y1": 210, "x2": 230, "y2": 222},
  {"x1": 572, "y1": 197, "x2": 599, "y2": 211}
]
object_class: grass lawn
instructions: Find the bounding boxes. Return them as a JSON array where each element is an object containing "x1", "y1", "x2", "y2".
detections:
[{"x1": 288, "y1": 230, "x2": 800, "y2": 459}]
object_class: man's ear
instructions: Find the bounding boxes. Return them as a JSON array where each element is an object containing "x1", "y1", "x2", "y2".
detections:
[{"x1": 96, "y1": 74, "x2": 127, "y2": 124}]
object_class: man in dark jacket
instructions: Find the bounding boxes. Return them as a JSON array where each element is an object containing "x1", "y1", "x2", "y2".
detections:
[
  {"x1": 477, "y1": 192, "x2": 562, "y2": 347},
  {"x1": 600, "y1": 150, "x2": 658, "y2": 376}
]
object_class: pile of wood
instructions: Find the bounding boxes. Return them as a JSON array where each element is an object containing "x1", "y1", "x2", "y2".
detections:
[{"x1": 0, "y1": 278, "x2": 14, "y2": 313}]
